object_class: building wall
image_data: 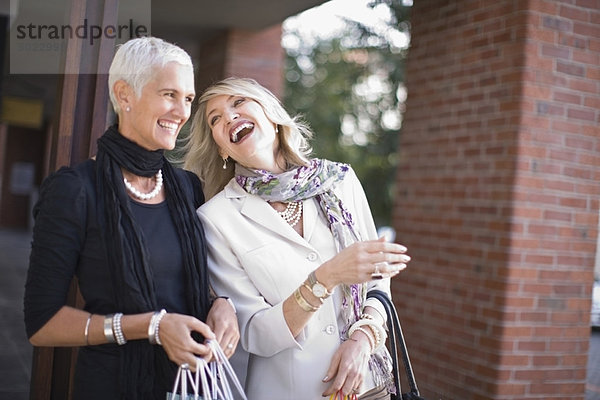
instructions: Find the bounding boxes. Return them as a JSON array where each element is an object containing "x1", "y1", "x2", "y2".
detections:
[
  {"x1": 0, "y1": 124, "x2": 46, "y2": 228},
  {"x1": 196, "y1": 24, "x2": 285, "y2": 97},
  {"x1": 393, "y1": 1, "x2": 599, "y2": 399}
]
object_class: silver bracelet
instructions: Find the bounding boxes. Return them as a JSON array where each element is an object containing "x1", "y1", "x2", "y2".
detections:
[
  {"x1": 112, "y1": 313, "x2": 127, "y2": 346},
  {"x1": 103, "y1": 314, "x2": 116, "y2": 343},
  {"x1": 84, "y1": 313, "x2": 92, "y2": 346},
  {"x1": 148, "y1": 309, "x2": 167, "y2": 345},
  {"x1": 215, "y1": 296, "x2": 237, "y2": 314}
]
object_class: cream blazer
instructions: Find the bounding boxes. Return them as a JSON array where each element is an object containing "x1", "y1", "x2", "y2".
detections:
[{"x1": 197, "y1": 167, "x2": 391, "y2": 400}]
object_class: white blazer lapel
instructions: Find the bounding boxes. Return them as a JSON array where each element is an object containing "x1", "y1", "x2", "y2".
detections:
[
  {"x1": 224, "y1": 180, "x2": 310, "y2": 248},
  {"x1": 301, "y1": 197, "x2": 320, "y2": 243}
]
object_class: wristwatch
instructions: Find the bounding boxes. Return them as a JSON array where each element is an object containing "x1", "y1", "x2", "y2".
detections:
[{"x1": 306, "y1": 271, "x2": 332, "y2": 300}]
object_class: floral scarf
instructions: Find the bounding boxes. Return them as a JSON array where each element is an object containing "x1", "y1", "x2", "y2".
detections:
[{"x1": 235, "y1": 158, "x2": 365, "y2": 334}]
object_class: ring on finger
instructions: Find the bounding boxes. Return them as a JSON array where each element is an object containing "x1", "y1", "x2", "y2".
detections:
[
  {"x1": 371, "y1": 262, "x2": 386, "y2": 279},
  {"x1": 227, "y1": 343, "x2": 234, "y2": 349}
]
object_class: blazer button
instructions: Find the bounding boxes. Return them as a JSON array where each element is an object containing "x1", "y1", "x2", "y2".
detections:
[
  {"x1": 324, "y1": 324, "x2": 336, "y2": 335},
  {"x1": 307, "y1": 252, "x2": 318, "y2": 262}
]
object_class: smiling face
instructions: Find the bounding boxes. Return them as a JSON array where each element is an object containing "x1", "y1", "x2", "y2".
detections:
[
  {"x1": 116, "y1": 62, "x2": 195, "y2": 151},
  {"x1": 205, "y1": 94, "x2": 282, "y2": 172}
]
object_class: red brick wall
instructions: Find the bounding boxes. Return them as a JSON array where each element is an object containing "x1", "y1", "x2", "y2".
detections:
[
  {"x1": 393, "y1": 1, "x2": 600, "y2": 399},
  {"x1": 196, "y1": 24, "x2": 285, "y2": 98}
]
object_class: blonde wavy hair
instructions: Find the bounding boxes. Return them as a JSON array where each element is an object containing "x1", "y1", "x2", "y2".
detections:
[{"x1": 182, "y1": 77, "x2": 314, "y2": 200}]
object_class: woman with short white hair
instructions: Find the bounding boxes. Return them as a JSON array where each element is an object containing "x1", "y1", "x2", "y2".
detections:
[{"x1": 24, "y1": 37, "x2": 239, "y2": 400}]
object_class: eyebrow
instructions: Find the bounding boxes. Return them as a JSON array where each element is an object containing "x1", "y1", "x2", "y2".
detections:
[
  {"x1": 206, "y1": 95, "x2": 235, "y2": 118},
  {"x1": 159, "y1": 88, "x2": 196, "y2": 97}
]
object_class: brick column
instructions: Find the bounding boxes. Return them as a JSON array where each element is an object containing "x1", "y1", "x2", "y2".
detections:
[
  {"x1": 393, "y1": 1, "x2": 600, "y2": 399},
  {"x1": 195, "y1": 24, "x2": 285, "y2": 98}
]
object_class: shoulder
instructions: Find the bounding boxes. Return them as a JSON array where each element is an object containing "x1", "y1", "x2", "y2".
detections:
[
  {"x1": 172, "y1": 166, "x2": 199, "y2": 183},
  {"x1": 327, "y1": 161, "x2": 360, "y2": 192},
  {"x1": 40, "y1": 159, "x2": 95, "y2": 198},
  {"x1": 197, "y1": 186, "x2": 230, "y2": 216},
  {"x1": 197, "y1": 178, "x2": 242, "y2": 216},
  {"x1": 170, "y1": 165, "x2": 205, "y2": 207},
  {"x1": 340, "y1": 163, "x2": 359, "y2": 182},
  {"x1": 34, "y1": 160, "x2": 95, "y2": 220}
]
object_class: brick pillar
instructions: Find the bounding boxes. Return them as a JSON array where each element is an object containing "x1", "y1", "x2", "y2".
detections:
[
  {"x1": 195, "y1": 24, "x2": 284, "y2": 98},
  {"x1": 393, "y1": 1, "x2": 600, "y2": 399}
]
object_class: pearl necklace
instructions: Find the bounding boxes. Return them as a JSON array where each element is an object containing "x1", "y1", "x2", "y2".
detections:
[
  {"x1": 123, "y1": 170, "x2": 163, "y2": 201},
  {"x1": 277, "y1": 201, "x2": 302, "y2": 227}
]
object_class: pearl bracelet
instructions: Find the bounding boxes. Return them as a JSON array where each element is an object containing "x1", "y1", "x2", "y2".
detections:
[
  {"x1": 349, "y1": 319, "x2": 386, "y2": 353},
  {"x1": 350, "y1": 326, "x2": 375, "y2": 353},
  {"x1": 112, "y1": 313, "x2": 127, "y2": 345},
  {"x1": 148, "y1": 309, "x2": 167, "y2": 345}
]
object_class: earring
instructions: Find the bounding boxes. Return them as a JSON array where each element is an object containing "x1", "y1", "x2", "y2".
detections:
[
  {"x1": 222, "y1": 156, "x2": 228, "y2": 169},
  {"x1": 126, "y1": 106, "x2": 131, "y2": 112}
]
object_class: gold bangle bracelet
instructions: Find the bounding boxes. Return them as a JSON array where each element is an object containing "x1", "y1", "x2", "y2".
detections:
[{"x1": 293, "y1": 287, "x2": 320, "y2": 312}]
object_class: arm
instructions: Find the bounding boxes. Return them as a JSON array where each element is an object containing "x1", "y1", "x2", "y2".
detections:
[
  {"x1": 205, "y1": 296, "x2": 239, "y2": 358},
  {"x1": 29, "y1": 306, "x2": 214, "y2": 366},
  {"x1": 198, "y1": 208, "x2": 300, "y2": 357},
  {"x1": 319, "y1": 167, "x2": 410, "y2": 397},
  {"x1": 25, "y1": 166, "x2": 215, "y2": 368}
]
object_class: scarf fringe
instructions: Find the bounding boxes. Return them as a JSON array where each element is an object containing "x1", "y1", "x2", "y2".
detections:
[
  {"x1": 97, "y1": 126, "x2": 211, "y2": 399},
  {"x1": 369, "y1": 347, "x2": 397, "y2": 395}
]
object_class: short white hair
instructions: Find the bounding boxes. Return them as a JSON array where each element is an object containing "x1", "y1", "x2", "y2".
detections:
[{"x1": 108, "y1": 36, "x2": 192, "y2": 114}]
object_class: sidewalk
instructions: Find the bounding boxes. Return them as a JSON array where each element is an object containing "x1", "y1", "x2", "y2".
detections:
[
  {"x1": 588, "y1": 329, "x2": 600, "y2": 400},
  {"x1": 1, "y1": 227, "x2": 600, "y2": 399},
  {"x1": 0, "y1": 228, "x2": 33, "y2": 400}
]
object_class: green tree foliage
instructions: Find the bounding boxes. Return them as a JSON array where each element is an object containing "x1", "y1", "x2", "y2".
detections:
[{"x1": 283, "y1": 0, "x2": 411, "y2": 227}]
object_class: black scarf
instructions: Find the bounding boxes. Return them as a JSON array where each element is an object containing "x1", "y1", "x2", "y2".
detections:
[{"x1": 95, "y1": 125, "x2": 210, "y2": 400}]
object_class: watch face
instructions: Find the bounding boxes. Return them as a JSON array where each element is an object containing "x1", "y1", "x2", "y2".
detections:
[{"x1": 312, "y1": 283, "x2": 327, "y2": 298}]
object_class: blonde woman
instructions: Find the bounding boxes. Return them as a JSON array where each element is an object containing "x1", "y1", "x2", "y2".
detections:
[{"x1": 183, "y1": 77, "x2": 411, "y2": 400}]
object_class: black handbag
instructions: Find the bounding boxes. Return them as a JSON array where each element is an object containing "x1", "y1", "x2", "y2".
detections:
[{"x1": 366, "y1": 289, "x2": 427, "y2": 400}]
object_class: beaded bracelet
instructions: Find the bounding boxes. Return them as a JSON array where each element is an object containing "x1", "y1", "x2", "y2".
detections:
[
  {"x1": 148, "y1": 309, "x2": 167, "y2": 345},
  {"x1": 349, "y1": 319, "x2": 386, "y2": 353},
  {"x1": 103, "y1": 314, "x2": 116, "y2": 343},
  {"x1": 112, "y1": 312, "x2": 127, "y2": 346},
  {"x1": 360, "y1": 313, "x2": 375, "y2": 321},
  {"x1": 348, "y1": 325, "x2": 375, "y2": 353},
  {"x1": 364, "y1": 323, "x2": 382, "y2": 351}
]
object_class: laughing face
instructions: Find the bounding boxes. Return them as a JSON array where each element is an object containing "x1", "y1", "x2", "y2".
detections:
[
  {"x1": 206, "y1": 94, "x2": 281, "y2": 172},
  {"x1": 117, "y1": 62, "x2": 195, "y2": 151}
]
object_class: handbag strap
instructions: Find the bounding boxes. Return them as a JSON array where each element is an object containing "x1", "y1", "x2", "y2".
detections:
[{"x1": 366, "y1": 289, "x2": 421, "y2": 397}]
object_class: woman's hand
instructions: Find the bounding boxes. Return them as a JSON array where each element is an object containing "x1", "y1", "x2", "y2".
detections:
[
  {"x1": 157, "y1": 313, "x2": 215, "y2": 370},
  {"x1": 321, "y1": 335, "x2": 371, "y2": 397},
  {"x1": 206, "y1": 297, "x2": 240, "y2": 358},
  {"x1": 317, "y1": 237, "x2": 410, "y2": 289}
]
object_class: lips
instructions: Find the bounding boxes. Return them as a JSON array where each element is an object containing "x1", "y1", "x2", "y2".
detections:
[
  {"x1": 230, "y1": 122, "x2": 254, "y2": 143},
  {"x1": 158, "y1": 120, "x2": 179, "y2": 134}
]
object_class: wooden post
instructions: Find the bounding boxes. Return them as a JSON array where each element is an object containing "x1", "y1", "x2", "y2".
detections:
[{"x1": 28, "y1": 0, "x2": 118, "y2": 398}]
